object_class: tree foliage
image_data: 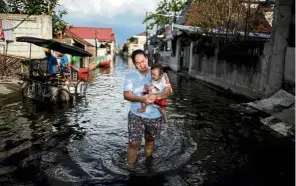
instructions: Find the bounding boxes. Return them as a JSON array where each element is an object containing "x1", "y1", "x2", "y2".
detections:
[
  {"x1": 0, "y1": 0, "x2": 8, "y2": 13},
  {"x1": 52, "y1": 9, "x2": 68, "y2": 36},
  {"x1": 0, "y1": 0, "x2": 59, "y2": 14},
  {"x1": 186, "y1": 0, "x2": 269, "y2": 33},
  {"x1": 142, "y1": 0, "x2": 186, "y2": 30},
  {"x1": 187, "y1": 0, "x2": 244, "y2": 31}
]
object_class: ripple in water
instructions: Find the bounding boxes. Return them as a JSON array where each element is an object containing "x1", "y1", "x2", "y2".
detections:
[{"x1": 101, "y1": 120, "x2": 197, "y2": 176}]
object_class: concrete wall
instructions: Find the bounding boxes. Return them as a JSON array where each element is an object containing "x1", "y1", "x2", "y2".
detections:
[
  {"x1": 265, "y1": 0, "x2": 294, "y2": 96},
  {"x1": 0, "y1": 14, "x2": 52, "y2": 58},
  {"x1": 188, "y1": 31, "x2": 294, "y2": 99},
  {"x1": 189, "y1": 42, "x2": 272, "y2": 99},
  {"x1": 284, "y1": 47, "x2": 295, "y2": 83},
  {"x1": 158, "y1": 38, "x2": 181, "y2": 71}
]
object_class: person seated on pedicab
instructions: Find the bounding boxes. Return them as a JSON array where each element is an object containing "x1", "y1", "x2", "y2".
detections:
[
  {"x1": 57, "y1": 52, "x2": 69, "y2": 72},
  {"x1": 44, "y1": 48, "x2": 58, "y2": 75}
]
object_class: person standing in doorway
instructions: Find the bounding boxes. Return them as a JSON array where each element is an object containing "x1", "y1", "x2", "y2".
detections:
[{"x1": 123, "y1": 49, "x2": 172, "y2": 168}]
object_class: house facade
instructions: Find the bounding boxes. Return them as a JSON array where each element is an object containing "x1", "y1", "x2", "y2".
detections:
[
  {"x1": 66, "y1": 26, "x2": 116, "y2": 59},
  {"x1": 156, "y1": 0, "x2": 294, "y2": 99},
  {"x1": 127, "y1": 32, "x2": 147, "y2": 56},
  {"x1": 54, "y1": 29, "x2": 96, "y2": 68}
]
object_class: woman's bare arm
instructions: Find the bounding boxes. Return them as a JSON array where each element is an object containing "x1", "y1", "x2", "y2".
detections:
[
  {"x1": 155, "y1": 85, "x2": 172, "y2": 99},
  {"x1": 124, "y1": 91, "x2": 153, "y2": 104}
]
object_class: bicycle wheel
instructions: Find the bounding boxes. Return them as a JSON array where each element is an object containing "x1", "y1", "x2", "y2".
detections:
[
  {"x1": 75, "y1": 80, "x2": 87, "y2": 97},
  {"x1": 51, "y1": 88, "x2": 71, "y2": 103}
]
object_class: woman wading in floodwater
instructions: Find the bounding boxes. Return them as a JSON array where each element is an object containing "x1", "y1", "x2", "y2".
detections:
[{"x1": 123, "y1": 49, "x2": 172, "y2": 168}]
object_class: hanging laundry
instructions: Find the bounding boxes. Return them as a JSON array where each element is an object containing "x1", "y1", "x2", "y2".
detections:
[
  {"x1": 0, "y1": 19, "x2": 4, "y2": 40},
  {"x1": 2, "y1": 19, "x2": 14, "y2": 41}
]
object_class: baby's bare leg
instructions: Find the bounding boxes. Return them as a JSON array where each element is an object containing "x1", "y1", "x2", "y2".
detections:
[
  {"x1": 138, "y1": 102, "x2": 147, "y2": 113},
  {"x1": 158, "y1": 107, "x2": 168, "y2": 123}
]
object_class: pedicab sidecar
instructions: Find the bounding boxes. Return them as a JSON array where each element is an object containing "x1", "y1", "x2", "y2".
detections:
[{"x1": 16, "y1": 36, "x2": 93, "y2": 103}]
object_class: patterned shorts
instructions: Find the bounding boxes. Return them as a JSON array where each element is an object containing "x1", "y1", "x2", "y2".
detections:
[{"x1": 128, "y1": 111, "x2": 162, "y2": 143}]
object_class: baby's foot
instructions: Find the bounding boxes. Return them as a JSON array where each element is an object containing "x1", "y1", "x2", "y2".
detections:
[{"x1": 137, "y1": 108, "x2": 146, "y2": 113}]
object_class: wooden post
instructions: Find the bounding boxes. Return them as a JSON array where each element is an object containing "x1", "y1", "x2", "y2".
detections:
[
  {"x1": 95, "y1": 30, "x2": 98, "y2": 57},
  {"x1": 145, "y1": 11, "x2": 148, "y2": 51},
  {"x1": 244, "y1": 0, "x2": 251, "y2": 41}
]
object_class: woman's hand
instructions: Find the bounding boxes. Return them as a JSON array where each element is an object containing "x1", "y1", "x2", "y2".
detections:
[
  {"x1": 163, "y1": 73, "x2": 170, "y2": 84},
  {"x1": 147, "y1": 94, "x2": 157, "y2": 102},
  {"x1": 141, "y1": 94, "x2": 155, "y2": 104}
]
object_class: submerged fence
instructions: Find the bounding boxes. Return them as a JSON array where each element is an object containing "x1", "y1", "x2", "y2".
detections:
[{"x1": 0, "y1": 53, "x2": 27, "y2": 79}]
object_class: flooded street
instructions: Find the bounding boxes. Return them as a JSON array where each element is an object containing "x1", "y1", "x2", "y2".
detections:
[{"x1": 0, "y1": 57, "x2": 294, "y2": 186}]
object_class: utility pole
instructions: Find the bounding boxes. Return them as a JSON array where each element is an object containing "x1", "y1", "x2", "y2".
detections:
[
  {"x1": 95, "y1": 29, "x2": 98, "y2": 57},
  {"x1": 145, "y1": 11, "x2": 148, "y2": 53},
  {"x1": 244, "y1": 0, "x2": 251, "y2": 41}
]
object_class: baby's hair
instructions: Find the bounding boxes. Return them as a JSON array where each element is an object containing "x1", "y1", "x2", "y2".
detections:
[{"x1": 151, "y1": 63, "x2": 164, "y2": 75}]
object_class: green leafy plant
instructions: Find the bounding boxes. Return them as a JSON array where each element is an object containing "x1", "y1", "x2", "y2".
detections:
[
  {"x1": 52, "y1": 9, "x2": 68, "y2": 35},
  {"x1": 143, "y1": 0, "x2": 186, "y2": 30},
  {"x1": 0, "y1": 0, "x2": 59, "y2": 14}
]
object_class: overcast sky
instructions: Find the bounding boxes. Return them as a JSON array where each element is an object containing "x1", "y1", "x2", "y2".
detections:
[{"x1": 58, "y1": 0, "x2": 159, "y2": 46}]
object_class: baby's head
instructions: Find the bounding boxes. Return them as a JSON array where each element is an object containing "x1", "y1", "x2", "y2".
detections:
[{"x1": 151, "y1": 63, "x2": 164, "y2": 81}]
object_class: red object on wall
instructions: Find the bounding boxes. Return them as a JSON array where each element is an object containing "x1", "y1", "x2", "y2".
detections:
[{"x1": 0, "y1": 20, "x2": 4, "y2": 40}]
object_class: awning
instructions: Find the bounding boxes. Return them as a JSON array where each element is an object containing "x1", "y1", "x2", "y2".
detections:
[
  {"x1": 173, "y1": 24, "x2": 204, "y2": 34},
  {"x1": 16, "y1": 36, "x2": 92, "y2": 57}
]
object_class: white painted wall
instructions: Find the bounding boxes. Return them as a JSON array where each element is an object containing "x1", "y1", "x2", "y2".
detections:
[
  {"x1": 85, "y1": 39, "x2": 96, "y2": 46},
  {"x1": 0, "y1": 14, "x2": 52, "y2": 58},
  {"x1": 137, "y1": 36, "x2": 146, "y2": 45},
  {"x1": 128, "y1": 35, "x2": 146, "y2": 56},
  {"x1": 97, "y1": 48, "x2": 106, "y2": 56},
  {"x1": 110, "y1": 41, "x2": 114, "y2": 57},
  {"x1": 85, "y1": 39, "x2": 114, "y2": 57}
]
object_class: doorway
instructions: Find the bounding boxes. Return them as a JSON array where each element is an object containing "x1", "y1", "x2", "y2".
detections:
[{"x1": 180, "y1": 40, "x2": 191, "y2": 71}]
